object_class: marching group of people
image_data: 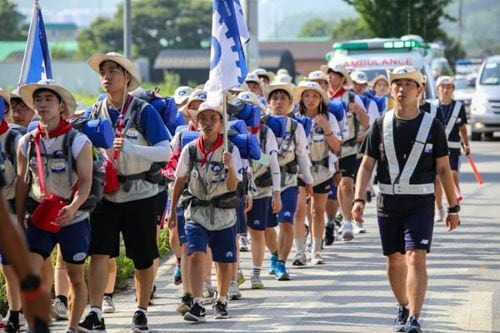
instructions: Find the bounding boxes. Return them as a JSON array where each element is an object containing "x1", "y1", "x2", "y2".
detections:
[{"x1": 0, "y1": 50, "x2": 468, "y2": 333}]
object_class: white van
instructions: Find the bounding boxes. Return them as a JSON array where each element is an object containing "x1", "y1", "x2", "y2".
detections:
[{"x1": 326, "y1": 37, "x2": 436, "y2": 99}]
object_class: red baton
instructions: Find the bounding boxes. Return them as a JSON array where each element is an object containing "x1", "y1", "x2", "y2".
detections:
[{"x1": 467, "y1": 155, "x2": 483, "y2": 184}]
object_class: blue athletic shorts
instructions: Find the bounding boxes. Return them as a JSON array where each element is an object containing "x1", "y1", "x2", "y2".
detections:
[
  {"x1": 377, "y1": 211, "x2": 434, "y2": 256},
  {"x1": 26, "y1": 219, "x2": 91, "y2": 264},
  {"x1": 268, "y1": 186, "x2": 298, "y2": 227},
  {"x1": 177, "y1": 206, "x2": 187, "y2": 245},
  {"x1": 328, "y1": 185, "x2": 338, "y2": 200},
  {"x1": 236, "y1": 200, "x2": 247, "y2": 234},
  {"x1": 185, "y1": 222, "x2": 237, "y2": 263},
  {"x1": 247, "y1": 197, "x2": 271, "y2": 231}
]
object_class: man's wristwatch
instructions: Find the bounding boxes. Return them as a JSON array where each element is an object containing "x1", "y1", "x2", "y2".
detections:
[
  {"x1": 352, "y1": 198, "x2": 366, "y2": 206},
  {"x1": 20, "y1": 274, "x2": 42, "y2": 292},
  {"x1": 447, "y1": 205, "x2": 460, "y2": 214}
]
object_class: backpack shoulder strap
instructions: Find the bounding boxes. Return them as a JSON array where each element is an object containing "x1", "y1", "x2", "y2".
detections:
[
  {"x1": 260, "y1": 124, "x2": 268, "y2": 153},
  {"x1": 62, "y1": 129, "x2": 80, "y2": 185},
  {"x1": 5, "y1": 129, "x2": 20, "y2": 167}
]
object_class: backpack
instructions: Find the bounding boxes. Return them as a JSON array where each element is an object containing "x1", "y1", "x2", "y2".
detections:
[
  {"x1": 3, "y1": 124, "x2": 26, "y2": 170},
  {"x1": 25, "y1": 128, "x2": 105, "y2": 213}
]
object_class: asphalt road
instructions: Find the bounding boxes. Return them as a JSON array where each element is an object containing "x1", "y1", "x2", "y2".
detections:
[{"x1": 53, "y1": 139, "x2": 500, "y2": 333}]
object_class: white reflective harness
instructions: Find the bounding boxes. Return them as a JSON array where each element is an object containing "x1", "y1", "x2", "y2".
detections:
[
  {"x1": 429, "y1": 100, "x2": 439, "y2": 117},
  {"x1": 444, "y1": 101, "x2": 462, "y2": 149},
  {"x1": 379, "y1": 110, "x2": 435, "y2": 195}
]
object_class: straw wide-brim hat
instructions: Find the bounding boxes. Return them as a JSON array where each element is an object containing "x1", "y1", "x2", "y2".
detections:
[
  {"x1": 307, "y1": 70, "x2": 329, "y2": 83},
  {"x1": 237, "y1": 91, "x2": 266, "y2": 113},
  {"x1": 88, "y1": 52, "x2": 141, "y2": 91},
  {"x1": 245, "y1": 72, "x2": 263, "y2": 87},
  {"x1": 19, "y1": 80, "x2": 77, "y2": 117},
  {"x1": 197, "y1": 102, "x2": 223, "y2": 118},
  {"x1": 262, "y1": 83, "x2": 294, "y2": 101},
  {"x1": 371, "y1": 75, "x2": 390, "y2": 88},
  {"x1": 350, "y1": 70, "x2": 369, "y2": 85},
  {"x1": 293, "y1": 81, "x2": 329, "y2": 105},
  {"x1": 435, "y1": 75, "x2": 455, "y2": 88},
  {"x1": 387, "y1": 66, "x2": 423, "y2": 87},
  {"x1": 253, "y1": 68, "x2": 276, "y2": 83},
  {"x1": 0, "y1": 88, "x2": 11, "y2": 106},
  {"x1": 321, "y1": 63, "x2": 352, "y2": 86},
  {"x1": 181, "y1": 89, "x2": 208, "y2": 119}
]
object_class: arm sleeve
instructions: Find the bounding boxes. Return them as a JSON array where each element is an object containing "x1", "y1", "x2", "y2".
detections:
[
  {"x1": 123, "y1": 139, "x2": 171, "y2": 162},
  {"x1": 367, "y1": 101, "x2": 380, "y2": 125},
  {"x1": 266, "y1": 129, "x2": 281, "y2": 192},
  {"x1": 231, "y1": 146, "x2": 243, "y2": 182}
]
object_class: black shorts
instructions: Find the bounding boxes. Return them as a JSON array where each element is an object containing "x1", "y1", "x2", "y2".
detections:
[
  {"x1": 89, "y1": 196, "x2": 159, "y2": 263},
  {"x1": 298, "y1": 177, "x2": 333, "y2": 194},
  {"x1": 339, "y1": 155, "x2": 357, "y2": 179},
  {"x1": 449, "y1": 150, "x2": 461, "y2": 171},
  {"x1": 156, "y1": 189, "x2": 169, "y2": 227}
]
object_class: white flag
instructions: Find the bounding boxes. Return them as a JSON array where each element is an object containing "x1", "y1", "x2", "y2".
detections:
[{"x1": 205, "y1": 0, "x2": 249, "y2": 106}]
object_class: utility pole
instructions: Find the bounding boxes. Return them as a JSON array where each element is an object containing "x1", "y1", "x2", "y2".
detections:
[
  {"x1": 124, "y1": 0, "x2": 132, "y2": 58},
  {"x1": 241, "y1": 0, "x2": 259, "y2": 72}
]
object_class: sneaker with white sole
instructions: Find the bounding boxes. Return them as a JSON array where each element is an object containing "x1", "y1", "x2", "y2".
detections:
[
  {"x1": 52, "y1": 297, "x2": 68, "y2": 320},
  {"x1": 239, "y1": 236, "x2": 249, "y2": 252},
  {"x1": 176, "y1": 293, "x2": 193, "y2": 315},
  {"x1": 292, "y1": 251, "x2": 306, "y2": 266},
  {"x1": 131, "y1": 310, "x2": 149, "y2": 332},
  {"x1": 228, "y1": 280, "x2": 241, "y2": 300},
  {"x1": 78, "y1": 311, "x2": 106, "y2": 332},
  {"x1": 102, "y1": 295, "x2": 116, "y2": 313},
  {"x1": 202, "y1": 286, "x2": 216, "y2": 305},
  {"x1": 212, "y1": 300, "x2": 229, "y2": 319},
  {"x1": 184, "y1": 301, "x2": 206, "y2": 323},
  {"x1": 342, "y1": 220, "x2": 354, "y2": 241},
  {"x1": 353, "y1": 221, "x2": 366, "y2": 234},
  {"x1": 250, "y1": 275, "x2": 264, "y2": 289},
  {"x1": 310, "y1": 252, "x2": 325, "y2": 265}
]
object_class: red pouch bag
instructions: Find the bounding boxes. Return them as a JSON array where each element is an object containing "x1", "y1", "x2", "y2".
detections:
[
  {"x1": 30, "y1": 135, "x2": 65, "y2": 233},
  {"x1": 104, "y1": 158, "x2": 120, "y2": 194}
]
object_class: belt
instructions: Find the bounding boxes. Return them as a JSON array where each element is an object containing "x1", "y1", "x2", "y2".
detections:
[
  {"x1": 448, "y1": 141, "x2": 461, "y2": 149},
  {"x1": 378, "y1": 183, "x2": 434, "y2": 195}
]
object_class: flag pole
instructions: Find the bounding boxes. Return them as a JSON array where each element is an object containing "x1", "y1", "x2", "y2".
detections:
[{"x1": 223, "y1": 91, "x2": 228, "y2": 151}]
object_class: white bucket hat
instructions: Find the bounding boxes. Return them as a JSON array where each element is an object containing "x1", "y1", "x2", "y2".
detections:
[
  {"x1": 371, "y1": 75, "x2": 390, "y2": 88},
  {"x1": 435, "y1": 76, "x2": 455, "y2": 88},
  {"x1": 307, "y1": 70, "x2": 329, "y2": 83},
  {"x1": 174, "y1": 86, "x2": 194, "y2": 105},
  {"x1": 273, "y1": 73, "x2": 294, "y2": 85},
  {"x1": 181, "y1": 89, "x2": 207, "y2": 120},
  {"x1": 245, "y1": 72, "x2": 263, "y2": 87},
  {"x1": 253, "y1": 68, "x2": 276, "y2": 83},
  {"x1": 88, "y1": 52, "x2": 141, "y2": 91},
  {"x1": 350, "y1": 70, "x2": 368, "y2": 85},
  {"x1": 197, "y1": 102, "x2": 223, "y2": 118},
  {"x1": 387, "y1": 66, "x2": 423, "y2": 87},
  {"x1": 19, "y1": 79, "x2": 77, "y2": 117},
  {"x1": 237, "y1": 91, "x2": 266, "y2": 113},
  {"x1": 293, "y1": 81, "x2": 329, "y2": 105},
  {"x1": 322, "y1": 63, "x2": 352, "y2": 86}
]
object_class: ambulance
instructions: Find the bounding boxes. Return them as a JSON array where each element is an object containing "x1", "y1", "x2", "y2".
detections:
[{"x1": 326, "y1": 36, "x2": 437, "y2": 99}]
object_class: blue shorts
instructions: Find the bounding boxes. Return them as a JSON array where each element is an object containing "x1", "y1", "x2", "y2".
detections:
[
  {"x1": 185, "y1": 222, "x2": 237, "y2": 263},
  {"x1": 236, "y1": 201, "x2": 247, "y2": 234},
  {"x1": 26, "y1": 219, "x2": 91, "y2": 264},
  {"x1": 177, "y1": 207, "x2": 187, "y2": 245},
  {"x1": 268, "y1": 186, "x2": 297, "y2": 227},
  {"x1": 377, "y1": 211, "x2": 434, "y2": 256},
  {"x1": 449, "y1": 150, "x2": 461, "y2": 171},
  {"x1": 328, "y1": 185, "x2": 337, "y2": 200},
  {"x1": 247, "y1": 197, "x2": 271, "y2": 231}
]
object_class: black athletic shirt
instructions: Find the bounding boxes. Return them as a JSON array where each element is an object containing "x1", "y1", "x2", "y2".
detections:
[
  {"x1": 420, "y1": 101, "x2": 445, "y2": 124},
  {"x1": 437, "y1": 100, "x2": 467, "y2": 151},
  {"x1": 364, "y1": 111, "x2": 449, "y2": 216}
]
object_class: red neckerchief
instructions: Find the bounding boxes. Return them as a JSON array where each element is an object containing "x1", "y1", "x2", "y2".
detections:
[
  {"x1": 196, "y1": 134, "x2": 223, "y2": 166},
  {"x1": 35, "y1": 119, "x2": 72, "y2": 139},
  {"x1": 251, "y1": 122, "x2": 262, "y2": 135},
  {"x1": 0, "y1": 120, "x2": 9, "y2": 135},
  {"x1": 329, "y1": 87, "x2": 346, "y2": 99}
]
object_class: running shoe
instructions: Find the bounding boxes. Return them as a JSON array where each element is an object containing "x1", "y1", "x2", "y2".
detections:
[
  {"x1": 78, "y1": 311, "x2": 106, "y2": 332},
  {"x1": 324, "y1": 221, "x2": 335, "y2": 245},
  {"x1": 212, "y1": 300, "x2": 229, "y2": 319},
  {"x1": 237, "y1": 268, "x2": 246, "y2": 286},
  {"x1": 393, "y1": 305, "x2": 409, "y2": 332},
  {"x1": 292, "y1": 251, "x2": 306, "y2": 266},
  {"x1": 353, "y1": 221, "x2": 367, "y2": 234},
  {"x1": 239, "y1": 235, "x2": 249, "y2": 252},
  {"x1": 268, "y1": 253, "x2": 278, "y2": 275},
  {"x1": 310, "y1": 252, "x2": 325, "y2": 265},
  {"x1": 250, "y1": 275, "x2": 264, "y2": 289},
  {"x1": 229, "y1": 280, "x2": 242, "y2": 300},
  {"x1": 173, "y1": 266, "x2": 182, "y2": 285},
  {"x1": 184, "y1": 302, "x2": 206, "y2": 323},
  {"x1": 52, "y1": 297, "x2": 68, "y2": 320},
  {"x1": 202, "y1": 286, "x2": 216, "y2": 305},
  {"x1": 102, "y1": 295, "x2": 116, "y2": 313},
  {"x1": 2, "y1": 315, "x2": 19, "y2": 333},
  {"x1": 404, "y1": 315, "x2": 422, "y2": 333},
  {"x1": 274, "y1": 261, "x2": 290, "y2": 281},
  {"x1": 176, "y1": 293, "x2": 193, "y2": 315},
  {"x1": 64, "y1": 328, "x2": 77, "y2": 333},
  {"x1": 131, "y1": 310, "x2": 149, "y2": 332},
  {"x1": 341, "y1": 220, "x2": 354, "y2": 241}
]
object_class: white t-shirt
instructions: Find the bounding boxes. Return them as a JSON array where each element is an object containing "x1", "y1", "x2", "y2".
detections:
[{"x1": 18, "y1": 132, "x2": 90, "y2": 159}]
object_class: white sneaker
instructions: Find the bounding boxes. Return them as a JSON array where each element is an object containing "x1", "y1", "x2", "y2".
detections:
[
  {"x1": 229, "y1": 280, "x2": 242, "y2": 300},
  {"x1": 435, "y1": 207, "x2": 445, "y2": 222},
  {"x1": 342, "y1": 221, "x2": 354, "y2": 241},
  {"x1": 52, "y1": 297, "x2": 68, "y2": 320},
  {"x1": 250, "y1": 275, "x2": 264, "y2": 289},
  {"x1": 239, "y1": 236, "x2": 249, "y2": 252},
  {"x1": 102, "y1": 295, "x2": 116, "y2": 313},
  {"x1": 292, "y1": 251, "x2": 307, "y2": 266},
  {"x1": 353, "y1": 222, "x2": 366, "y2": 234},
  {"x1": 311, "y1": 252, "x2": 325, "y2": 265}
]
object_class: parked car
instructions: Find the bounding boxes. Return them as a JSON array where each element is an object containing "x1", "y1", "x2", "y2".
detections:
[
  {"x1": 470, "y1": 55, "x2": 500, "y2": 140},
  {"x1": 453, "y1": 74, "x2": 476, "y2": 118}
]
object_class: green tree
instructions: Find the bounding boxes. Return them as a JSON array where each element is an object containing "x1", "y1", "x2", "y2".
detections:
[
  {"x1": 331, "y1": 17, "x2": 373, "y2": 41},
  {"x1": 298, "y1": 19, "x2": 333, "y2": 38},
  {"x1": 76, "y1": 0, "x2": 212, "y2": 62},
  {"x1": 343, "y1": 0, "x2": 455, "y2": 41},
  {"x1": 0, "y1": 0, "x2": 27, "y2": 40}
]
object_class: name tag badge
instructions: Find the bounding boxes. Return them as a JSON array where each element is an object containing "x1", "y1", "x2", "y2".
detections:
[
  {"x1": 312, "y1": 133, "x2": 324, "y2": 143},
  {"x1": 424, "y1": 143, "x2": 433, "y2": 153},
  {"x1": 50, "y1": 161, "x2": 66, "y2": 173},
  {"x1": 125, "y1": 128, "x2": 139, "y2": 140}
]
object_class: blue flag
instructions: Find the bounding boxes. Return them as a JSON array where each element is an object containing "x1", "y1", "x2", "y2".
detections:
[
  {"x1": 18, "y1": 1, "x2": 53, "y2": 85},
  {"x1": 205, "y1": 0, "x2": 250, "y2": 106}
]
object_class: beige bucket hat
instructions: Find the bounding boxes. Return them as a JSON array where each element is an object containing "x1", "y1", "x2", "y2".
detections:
[
  {"x1": 19, "y1": 79, "x2": 77, "y2": 117},
  {"x1": 88, "y1": 52, "x2": 141, "y2": 91}
]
